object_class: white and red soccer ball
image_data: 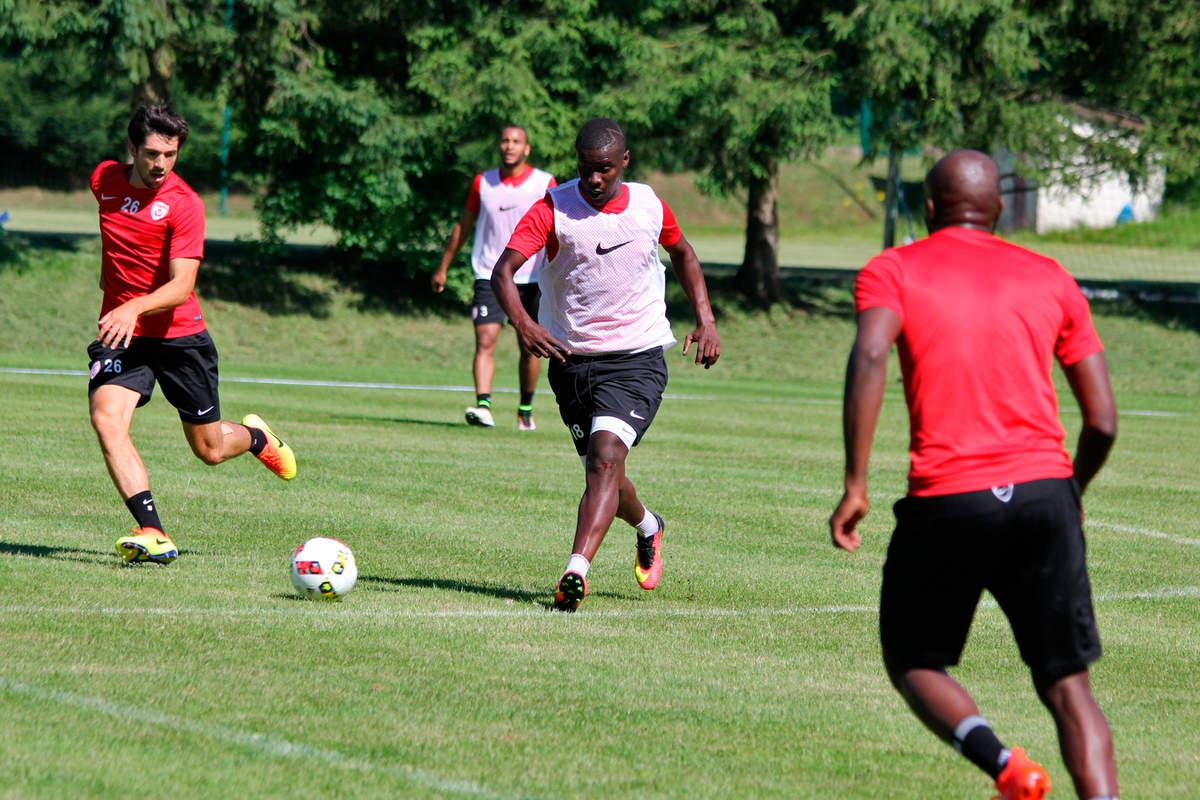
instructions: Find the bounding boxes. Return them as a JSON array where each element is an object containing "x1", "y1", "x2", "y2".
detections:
[{"x1": 290, "y1": 537, "x2": 357, "y2": 600}]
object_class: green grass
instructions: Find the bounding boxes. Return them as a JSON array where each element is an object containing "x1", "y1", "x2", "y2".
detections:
[{"x1": 1, "y1": 239, "x2": 1199, "y2": 798}]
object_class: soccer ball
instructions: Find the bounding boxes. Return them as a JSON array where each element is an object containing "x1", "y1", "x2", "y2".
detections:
[{"x1": 290, "y1": 537, "x2": 358, "y2": 600}]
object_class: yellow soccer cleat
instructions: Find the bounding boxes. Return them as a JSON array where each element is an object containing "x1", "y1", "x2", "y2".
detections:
[
  {"x1": 115, "y1": 527, "x2": 178, "y2": 564},
  {"x1": 243, "y1": 413, "x2": 297, "y2": 480}
]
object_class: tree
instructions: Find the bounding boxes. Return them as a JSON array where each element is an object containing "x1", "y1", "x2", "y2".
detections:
[
  {"x1": 825, "y1": 0, "x2": 1200, "y2": 230},
  {"x1": 630, "y1": 2, "x2": 838, "y2": 305}
]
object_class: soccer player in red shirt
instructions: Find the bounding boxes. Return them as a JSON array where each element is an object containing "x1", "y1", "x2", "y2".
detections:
[
  {"x1": 492, "y1": 118, "x2": 720, "y2": 612},
  {"x1": 830, "y1": 150, "x2": 1119, "y2": 800},
  {"x1": 431, "y1": 125, "x2": 556, "y2": 430},
  {"x1": 89, "y1": 105, "x2": 297, "y2": 564}
]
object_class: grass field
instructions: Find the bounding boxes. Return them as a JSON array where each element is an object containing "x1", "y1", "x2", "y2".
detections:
[{"x1": 1, "y1": 235, "x2": 1199, "y2": 798}]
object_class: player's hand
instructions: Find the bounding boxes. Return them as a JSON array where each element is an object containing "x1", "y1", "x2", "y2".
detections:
[
  {"x1": 682, "y1": 323, "x2": 720, "y2": 368},
  {"x1": 515, "y1": 320, "x2": 571, "y2": 363},
  {"x1": 430, "y1": 270, "x2": 447, "y2": 293},
  {"x1": 97, "y1": 303, "x2": 140, "y2": 349},
  {"x1": 829, "y1": 488, "x2": 869, "y2": 553}
]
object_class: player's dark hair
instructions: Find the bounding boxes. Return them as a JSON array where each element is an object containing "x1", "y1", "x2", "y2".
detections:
[
  {"x1": 575, "y1": 118, "x2": 626, "y2": 154},
  {"x1": 128, "y1": 105, "x2": 189, "y2": 148}
]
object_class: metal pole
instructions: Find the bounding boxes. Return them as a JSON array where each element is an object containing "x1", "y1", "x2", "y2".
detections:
[{"x1": 218, "y1": 0, "x2": 234, "y2": 216}]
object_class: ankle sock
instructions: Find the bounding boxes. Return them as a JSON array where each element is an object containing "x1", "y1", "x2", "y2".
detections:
[
  {"x1": 565, "y1": 553, "x2": 590, "y2": 578},
  {"x1": 476, "y1": 394, "x2": 492, "y2": 409},
  {"x1": 953, "y1": 715, "x2": 1006, "y2": 779},
  {"x1": 245, "y1": 425, "x2": 267, "y2": 456},
  {"x1": 635, "y1": 506, "x2": 659, "y2": 538},
  {"x1": 125, "y1": 490, "x2": 163, "y2": 532}
]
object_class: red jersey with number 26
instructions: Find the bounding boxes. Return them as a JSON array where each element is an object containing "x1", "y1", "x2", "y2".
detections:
[
  {"x1": 855, "y1": 226, "x2": 1103, "y2": 497},
  {"x1": 91, "y1": 160, "x2": 206, "y2": 338}
]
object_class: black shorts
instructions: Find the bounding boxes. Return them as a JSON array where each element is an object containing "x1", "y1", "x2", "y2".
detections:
[
  {"x1": 87, "y1": 331, "x2": 222, "y2": 424},
  {"x1": 547, "y1": 348, "x2": 668, "y2": 456},
  {"x1": 472, "y1": 279, "x2": 539, "y2": 327},
  {"x1": 879, "y1": 477, "x2": 1101, "y2": 687}
]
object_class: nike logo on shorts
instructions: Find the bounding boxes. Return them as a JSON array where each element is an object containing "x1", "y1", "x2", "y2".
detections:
[
  {"x1": 630, "y1": 410, "x2": 645, "y2": 420},
  {"x1": 197, "y1": 405, "x2": 215, "y2": 416},
  {"x1": 596, "y1": 241, "x2": 632, "y2": 255}
]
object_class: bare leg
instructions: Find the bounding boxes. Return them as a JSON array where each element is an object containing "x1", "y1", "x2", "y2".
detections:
[
  {"x1": 571, "y1": 432, "x2": 639, "y2": 561},
  {"x1": 887, "y1": 663, "x2": 983, "y2": 745},
  {"x1": 183, "y1": 420, "x2": 252, "y2": 465},
  {"x1": 473, "y1": 322, "x2": 500, "y2": 397},
  {"x1": 518, "y1": 339, "x2": 540, "y2": 395},
  {"x1": 90, "y1": 385, "x2": 150, "y2": 499},
  {"x1": 1037, "y1": 670, "x2": 1118, "y2": 798}
]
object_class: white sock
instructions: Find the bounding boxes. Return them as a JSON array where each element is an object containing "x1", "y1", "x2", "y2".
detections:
[
  {"x1": 565, "y1": 553, "x2": 590, "y2": 577},
  {"x1": 634, "y1": 506, "x2": 659, "y2": 538}
]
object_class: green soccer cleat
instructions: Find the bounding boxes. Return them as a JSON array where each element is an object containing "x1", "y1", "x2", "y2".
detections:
[
  {"x1": 243, "y1": 413, "x2": 297, "y2": 480},
  {"x1": 553, "y1": 571, "x2": 587, "y2": 612},
  {"x1": 115, "y1": 527, "x2": 178, "y2": 564}
]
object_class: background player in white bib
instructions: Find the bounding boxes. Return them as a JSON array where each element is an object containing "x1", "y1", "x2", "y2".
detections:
[
  {"x1": 432, "y1": 125, "x2": 555, "y2": 430},
  {"x1": 492, "y1": 118, "x2": 720, "y2": 611}
]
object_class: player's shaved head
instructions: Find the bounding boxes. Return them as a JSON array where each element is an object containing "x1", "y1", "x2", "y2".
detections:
[
  {"x1": 925, "y1": 149, "x2": 1003, "y2": 233},
  {"x1": 576, "y1": 118, "x2": 626, "y2": 154}
]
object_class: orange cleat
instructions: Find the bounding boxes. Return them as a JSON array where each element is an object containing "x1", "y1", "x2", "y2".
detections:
[
  {"x1": 634, "y1": 512, "x2": 664, "y2": 590},
  {"x1": 994, "y1": 747, "x2": 1051, "y2": 800}
]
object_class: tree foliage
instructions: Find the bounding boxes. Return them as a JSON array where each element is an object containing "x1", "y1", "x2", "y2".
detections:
[{"x1": 2, "y1": 0, "x2": 1199, "y2": 303}]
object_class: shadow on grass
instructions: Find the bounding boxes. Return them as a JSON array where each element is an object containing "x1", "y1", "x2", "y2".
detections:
[
  {"x1": 0, "y1": 541, "x2": 112, "y2": 565},
  {"x1": 326, "y1": 412, "x2": 463, "y2": 428},
  {"x1": 360, "y1": 574, "x2": 556, "y2": 607},
  {"x1": 199, "y1": 240, "x2": 464, "y2": 319}
]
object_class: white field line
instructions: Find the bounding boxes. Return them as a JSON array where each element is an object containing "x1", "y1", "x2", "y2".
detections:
[
  {"x1": 1, "y1": 586, "x2": 1196, "y2": 623},
  {"x1": 0, "y1": 368, "x2": 712, "y2": 400},
  {"x1": 1089, "y1": 521, "x2": 1200, "y2": 546},
  {"x1": 0, "y1": 677, "x2": 529, "y2": 800},
  {"x1": 5, "y1": 367, "x2": 1197, "y2": 416}
]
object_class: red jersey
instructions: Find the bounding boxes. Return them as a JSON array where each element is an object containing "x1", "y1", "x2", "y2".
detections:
[
  {"x1": 91, "y1": 160, "x2": 207, "y2": 338},
  {"x1": 855, "y1": 226, "x2": 1103, "y2": 496}
]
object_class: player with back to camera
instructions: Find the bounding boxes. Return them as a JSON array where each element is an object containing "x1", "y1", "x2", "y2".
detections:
[
  {"x1": 829, "y1": 149, "x2": 1119, "y2": 799},
  {"x1": 89, "y1": 104, "x2": 297, "y2": 564},
  {"x1": 491, "y1": 117, "x2": 720, "y2": 612},
  {"x1": 432, "y1": 125, "x2": 556, "y2": 430}
]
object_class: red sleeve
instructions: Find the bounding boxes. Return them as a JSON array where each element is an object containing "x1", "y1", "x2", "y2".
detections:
[
  {"x1": 506, "y1": 195, "x2": 555, "y2": 259},
  {"x1": 465, "y1": 174, "x2": 483, "y2": 213},
  {"x1": 658, "y1": 199, "x2": 682, "y2": 247},
  {"x1": 90, "y1": 162, "x2": 110, "y2": 200},
  {"x1": 1055, "y1": 275, "x2": 1103, "y2": 365},
  {"x1": 168, "y1": 193, "x2": 206, "y2": 260},
  {"x1": 854, "y1": 252, "x2": 905, "y2": 321},
  {"x1": 547, "y1": 176, "x2": 558, "y2": 189}
]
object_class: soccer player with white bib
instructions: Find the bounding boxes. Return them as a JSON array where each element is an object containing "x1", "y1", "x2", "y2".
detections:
[
  {"x1": 432, "y1": 125, "x2": 556, "y2": 430},
  {"x1": 491, "y1": 118, "x2": 720, "y2": 612}
]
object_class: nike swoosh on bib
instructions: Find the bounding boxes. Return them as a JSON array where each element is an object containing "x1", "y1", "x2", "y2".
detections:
[
  {"x1": 499, "y1": 204, "x2": 519, "y2": 211},
  {"x1": 596, "y1": 241, "x2": 633, "y2": 255}
]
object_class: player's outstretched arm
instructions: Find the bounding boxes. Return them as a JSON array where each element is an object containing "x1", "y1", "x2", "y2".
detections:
[
  {"x1": 831, "y1": 306, "x2": 901, "y2": 552},
  {"x1": 663, "y1": 235, "x2": 719, "y2": 368},
  {"x1": 490, "y1": 248, "x2": 570, "y2": 363},
  {"x1": 1064, "y1": 351, "x2": 1117, "y2": 495}
]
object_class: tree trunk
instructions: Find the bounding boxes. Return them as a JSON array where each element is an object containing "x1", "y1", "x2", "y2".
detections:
[
  {"x1": 737, "y1": 159, "x2": 780, "y2": 306},
  {"x1": 134, "y1": 44, "x2": 174, "y2": 106}
]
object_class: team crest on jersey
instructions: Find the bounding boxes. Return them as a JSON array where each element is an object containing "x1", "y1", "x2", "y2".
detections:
[{"x1": 150, "y1": 201, "x2": 170, "y2": 221}]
